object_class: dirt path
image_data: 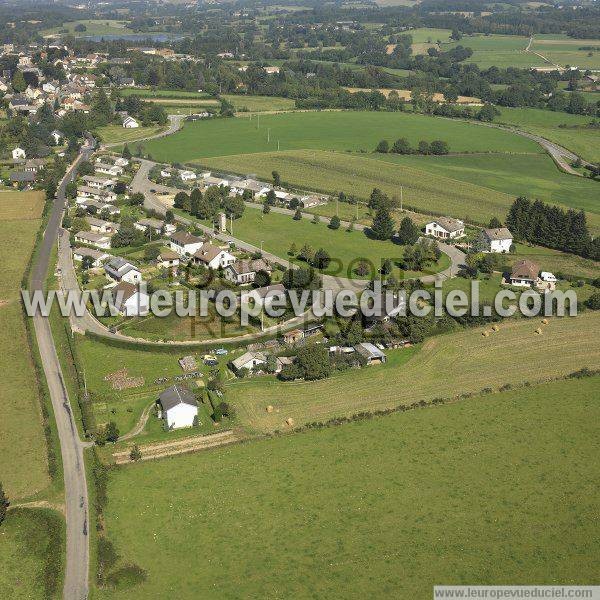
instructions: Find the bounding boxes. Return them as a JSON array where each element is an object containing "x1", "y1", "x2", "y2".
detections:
[{"x1": 118, "y1": 402, "x2": 154, "y2": 441}]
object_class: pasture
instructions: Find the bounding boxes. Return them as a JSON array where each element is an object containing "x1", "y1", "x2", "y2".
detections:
[
  {"x1": 531, "y1": 35, "x2": 600, "y2": 70},
  {"x1": 96, "y1": 124, "x2": 165, "y2": 145},
  {"x1": 201, "y1": 149, "x2": 600, "y2": 228},
  {"x1": 229, "y1": 312, "x2": 600, "y2": 432},
  {"x1": 447, "y1": 33, "x2": 536, "y2": 69},
  {"x1": 216, "y1": 204, "x2": 451, "y2": 279},
  {"x1": 42, "y1": 19, "x2": 133, "y2": 38},
  {"x1": 140, "y1": 110, "x2": 541, "y2": 163},
  {"x1": 97, "y1": 375, "x2": 600, "y2": 599},
  {"x1": 0, "y1": 191, "x2": 49, "y2": 499}
]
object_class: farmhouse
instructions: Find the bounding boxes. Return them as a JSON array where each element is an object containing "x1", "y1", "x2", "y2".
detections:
[
  {"x1": 72, "y1": 247, "x2": 110, "y2": 267},
  {"x1": 158, "y1": 385, "x2": 198, "y2": 430},
  {"x1": 74, "y1": 231, "x2": 112, "y2": 249},
  {"x1": 478, "y1": 227, "x2": 513, "y2": 253},
  {"x1": 224, "y1": 258, "x2": 271, "y2": 285},
  {"x1": 192, "y1": 242, "x2": 236, "y2": 269},
  {"x1": 425, "y1": 217, "x2": 465, "y2": 239},
  {"x1": 354, "y1": 342, "x2": 387, "y2": 365},
  {"x1": 111, "y1": 281, "x2": 150, "y2": 316},
  {"x1": 508, "y1": 259, "x2": 539, "y2": 287},
  {"x1": 169, "y1": 231, "x2": 204, "y2": 256},
  {"x1": 231, "y1": 351, "x2": 267, "y2": 374},
  {"x1": 104, "y1": 257, "x2": 142, "y2": 284},
  {"x1": 230, "y1": 179, "x2": 271, "y2": 197}
]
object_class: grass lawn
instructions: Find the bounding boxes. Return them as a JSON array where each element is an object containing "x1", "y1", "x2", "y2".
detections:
[
  {"x1": 0, "y1": 191, "x2": 49, "y2": 499},
  {"x1": 222, "y1": 204, "x2": 450, "y2": 279},
  {"x1": 96, "y1": 124, "x2": 165, "y2": 145},
  {"x1": 140, "y1": 110, "x2": 541, "y2": 163},
  {"x1": 222, "y1": 94, "x2": 297, "y2": 112},
  {"x1": 201, "y1": 148, "x2": 600, "y2": 229},
  {"x1": 0, "y1": 508, "x2": 64, "y2": 600},
  {"x1": 375, "y1": 152, "x2": 600, "y2": 230},
  {"x1": 496, "y1": 106, "x2": 600, "y2": 164},
  {"x1": 96, "y1": 375, "x2": 600, "y2": 599},
  {"x1": 229, "y1": 311, "x2": 600, "y2": 432}
]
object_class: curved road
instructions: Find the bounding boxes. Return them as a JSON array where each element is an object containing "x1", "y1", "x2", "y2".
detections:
[
  {"x1": 30, "y1": 145, "x2": 93, "y2": 600},
  {"x1": 100, "y1": 114, "x2": 185, "y2": 150}
]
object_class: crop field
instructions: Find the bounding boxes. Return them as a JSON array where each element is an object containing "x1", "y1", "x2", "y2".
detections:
[
  {"x1": 140, "y1": 110, "x2": 541, "y2": 162},
  {"x1": 96, "y1": 124, "x2": 165, "y2": 145},
  {"x1": 0, "y1": 191, "x2": 49, "y2": 499},
  {"x1": 213, "y1": 204, "x2": 450, "y2": 279},
  {"x1": 376, "y1": 152, "x2": 600, "y2": 230},
  {"x1": 97, "y1": 375, "x2": 600, "y2": 599},
  {"x1": 229, "y1": 312, "x2": 600, "y2": 432},
  {"x1": 496, "y1": 107, "x2": 600, "y2": 164},
  {"x1": 0, "y1": 508, "x2": 64, "y2": 600},
  {"x1": 42, "y1": 19, "x2": 134, "y2": 38},
  {"x1": 202, "y1": 149, "x2": 587, "y2": 227},
  {"x1": 221, "y1": 94, "x2": 297, "y2": 112}
]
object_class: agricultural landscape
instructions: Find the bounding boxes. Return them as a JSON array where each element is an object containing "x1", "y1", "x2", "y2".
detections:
[{"x1": 0, "y1": 0, "x2": 598, "y2": 599}]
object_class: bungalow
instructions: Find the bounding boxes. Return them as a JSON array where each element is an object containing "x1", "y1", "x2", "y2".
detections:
[
  {"x1": 299, "y1": 195, "x2": 324, "y2": 208},
  {"x1": 241, "y1": 283, "x2": 286, "y2": 311},
  {"x1": 169, "y1": 231, "x2": 204, "y2": 256},
  {"x1": 12, "y1": 147, "x2": 26, "y2": 160},
  {"x1": 86, "y1": 217, "x2": 118, "y2": 234},
  {"x1": 9, "y1": 170, "x2": 36, "y2": 186},
  {"x1": 82, "y1": 175, "x2": 114, "y2": 189},
  {"x1": 134, "y1": 218, "x2": 175, "y2": 236},
  {"x1": 224, "y1": 258, "x2": 271, "y2": 285},
  {"x1": 157, "y1": 249, "x2": 180, "y2": 272},
  {"x1": 425, "y1": 217, "x2": 465, "y2": 240},
  {"x1": 508, "y1": 259, "x2": 539, "y2": 287},
  {"x1": 179, "y1": 170, "x2": 197, "y2": 182},
  {"x1": 478, "y1": 227, "x2": 513, "y2": 253},
  {"x1": 158, "y1": 385, "x2": 198, "y2": 430},
  {"x1": 76, "y1": 186, "x2": 117, "y2": 203},
  {"x1": 114, "y1": 157, "x2": 129, "y2": 168},
  {"x1": 95, "y1": 163, "x2": 123, "y2": 177},
  {"x1": 203, "y1": 175, "x2": 229, "y2": 188},
  {"x1": 122, "y1": 116, "x2": 139, "y2": 128},
  {"x1": 72, "y1": 247, "x2": 110, "y2": 268},
  {"x1": 23, "y1": 159, "x2": 45, "y2": 173},
  {"x1": 77, "y1": 199, "x2": 120, "y2": 216},
  {"x1": 354, "y1": 342, "x2": 387, "y2": 365},
  {"x1": 230, "y1": 351, "x2": 267, "y2": 374},
  {"x1": 230, "y1": 179, "x2": 271, "y2": 197},
  {"x1": 73, "y1": 231, "x2": 112, "y2": 250},
  {"x1": 111, "y1": 281, "x2": 150, "y2": 316},
  {"x1": 192, "y1": 242, "x2": 236, "y2": 270},
  {"x1": 104, "y1": 257, "x2": 142, "y2": 283}
]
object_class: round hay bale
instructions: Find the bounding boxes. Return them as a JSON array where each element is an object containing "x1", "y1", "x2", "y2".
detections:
[
  {"x1": 482, "y1": 331, "x2": 490, "y2": 337},
  {"x1": 491, "y1": 324, "x2": 499, "y2": 332},
  {"x1": 541, "y1": 318, "x2": 549, "y2": 325},
  {"x1": 266, "y1": 405, "x2": 274, "y2": 413},
  {"x1": 286, "y1": 417, "x2": 294, "y2": 427},
  {"x1": 535, "y1": 328, "x2": 543, "y2": 335}
]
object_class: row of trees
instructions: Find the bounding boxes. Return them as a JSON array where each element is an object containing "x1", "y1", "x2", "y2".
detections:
[
  {"x1": 375, "y1": 137, "x2": 450, "y2": 155},
  {"x1": 173, "y1": 186, "x2": 245, "y2": 221},
  {"x1": 506, "y1": 197, "x2": 599, "y2": 260}
]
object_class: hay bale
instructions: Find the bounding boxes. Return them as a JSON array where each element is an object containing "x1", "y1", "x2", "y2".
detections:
[
  {"x1": 541, "y1": 318, "x2": 549, "y2": 325},
  {"x1": 482, "y1": 331, "x2": 490, "y2": 337},
  {"x1": 492, "y1": 324, "x2": 499, "y2": 332},
  {"x1": 535, "y1": 328, "x2": 543, "y2": 335},
  {"x1": 266, "y1": 405, "x2": 274, "y2": 413},
  {"x1": 286, "y1": 417, "x2": 294, "y2": 427}
]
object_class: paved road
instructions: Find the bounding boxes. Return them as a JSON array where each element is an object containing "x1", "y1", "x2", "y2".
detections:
[
  {"x1": 100, "y1": 114, "x2": 185, "y2": 150},
  {"x1": 30, "y1": 147, "x2": 92, "y2": 600}
]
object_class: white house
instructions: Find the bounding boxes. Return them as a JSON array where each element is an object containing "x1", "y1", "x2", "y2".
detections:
[
  {"x1": 240, "y1": 283, "x2": 286, "y2": 311},
  {"x1": 224, "y1": 258, "x2": 271, "y2": 285},
  {"x1": 179, "y1": 170, "x2": 197, "y2": 182},
  {"x1": 82, "y1": 175, "x2": 114, "y2": 190},
  {"x1": 134, "y1": 218, "x2": 175, "y2": 236},
  {"x1": 86, "y1": 217, "x2": 118, "y2": 234},
  {"x1": 74, "y1": 231, "x2": 112, "y2": 250},
  {"x1": 72, "y1": 247, "x2": 110, "y2": 267},
  {"x1": 122, "y1": 116, "x2": 139, "y2": 128},
  {"x1": 478, "y1": 227, "x2": 513, "y2": 253},
  {"x1": 95, "y1": 163, "x2": 123, "y2": 177},
  {"x1": 508, "y1": 259, "x2": 539, "y2": 287},
  {"x1": 158, "y1": 385, "x2": 198, "y2": 430},
  {"x1": 114, "y1": 157, "x2": 129, "y2": 167},
  {"x1": 157, "y1": 249, "x2": 180, "y2": 272},
  {"x1": 192, "y1": 242, "x2": 236, "y2": 269},
  {"x1": 425, "y1": 217, "x2": 465, "y2": 240},
  {"x1": 230, "y1": 351, "x2": 267, "y2": 374},
  {"x1": 50, "y1": 129, "x2": 64, "y2": 145},
  {"x1": 76, "y1": 186, "x2": 117, "y2": 203},
  {"x1": 12, "y1": 147, "x2": 26, "y2": 160},
  {"x1": 111, "y1": 281, "x2": 150, "y2": 316},
  {"x1": 169, "y1": 231, "x2": 204, "y2": 256},
  {"x1": 104, "y1": 257, "x2": 142, "y2": 283}
]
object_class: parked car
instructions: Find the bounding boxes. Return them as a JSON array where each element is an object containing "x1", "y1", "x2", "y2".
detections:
[{"x1": 215, "y1": 348, "x2": 228, "y2": 355}]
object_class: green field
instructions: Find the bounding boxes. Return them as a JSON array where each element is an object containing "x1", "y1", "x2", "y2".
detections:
[
  {"x1": 229, "y1": 312, "x2": 600, "y2": 432},
  {"x1": 42, "y1": 19, "x2": 134, "y2": 38},
  {"x1": 496, "y1": 107, "x2": 600, "y2": 164},
  {"x1": 97, "y1": 375, "x2": 600, "y2": 599},
  {"x1": 222, "y1": 94, "x2": 297, "y2": 112},
  {"x1": 447, "y1": 33, "x2": 537, "y2": 69},
  {"x1": 140, "y1": 110, "x2": 541, "y2": 163},
  {"x1": 97, "y1": 124, "x2": 166, "y2": 146},
  {"x1": 0, "y1": 508, "x2": 64, "y2": 600},
  {"x1": 0, "y1": 191, "x2": 49, "y2": 499},
  {"x1": 531, "y1": 36, "x2": 600, "y2": 70},
  {"x1": 212, "y1": 204, "x2": 450, "y2": 279}
]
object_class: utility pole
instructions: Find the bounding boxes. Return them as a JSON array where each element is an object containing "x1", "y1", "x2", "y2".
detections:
[
  {"x1": 277, "y1": 140, "x2": 280, "y2": 151},
  {"x1": 267, "y1": 127, "x2": 270, "y2": 143},
  {"x1": 400, "y1": 185, "x2": 403, "y2": 212},
  {"x1": 336, "y1": 195, "x2": 338, "y2": 216},
  {"x1": 257, "y1": 114, "x2": 260, "y2": 130}
]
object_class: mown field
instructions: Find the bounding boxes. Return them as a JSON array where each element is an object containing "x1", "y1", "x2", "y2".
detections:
[
  {"x1": 531, "y1": 34, "x2": 600, "y2": 70},
  {"x1": 97, "y1": 375, "x2": 600, "y2": 599},
  {"x1": 96, "y1": 124, "x2": 165, "y2": 145},
  {"x1": 0, "y1": 191, "x2": 49, "y2": 499},
  {"x1": 447, "y1": 33, "x2": 536, "y2": 69},
  {"x1": 42, "y1": 19, "x2": 133, "y2": 38},
  {"x1": 229, "y1": 312, "x2": 600, "y2": 432},
  {"x1": 222, "y1": 94, "x2": 297, "y2": 112},
  {"x1": 201, "y1": 148, "x2": 600, "y2": 229},
  {"x1": 496, "y1": 107, "x2": 600, "y2": 164},
  {"x1": 217, "y1": 204, "x2": 450, "y2": 279},
  {"x1": 0, "y1": 508, "x2": 64, "y2": 600},
  {"x1": 140, "y1": 110, "x2": 541, "y2": 162}
]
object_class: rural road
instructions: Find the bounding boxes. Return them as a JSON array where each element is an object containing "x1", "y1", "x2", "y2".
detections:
[
  {"x1": 30, "y1": 145, "x2": 93, "y2": 600},
  {"x1": 100, "y1": 114, "x2": 185, "y2": 149}
]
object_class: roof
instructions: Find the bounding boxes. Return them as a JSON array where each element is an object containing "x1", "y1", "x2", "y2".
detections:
[
  {"x1": 354, "y1": 342, "x2": 386, "y2": 360},
  {"x1": 111, "y1": 281, "x2": 138, "y2": 309},
  {"x1": 231, "y1": 351, "x2": 266, "y2": 371},
  {"x1": 228, "y1": 258, "x2": 271, "y2": 276},
  {"x1": 246, "y1": 283, "x2": 285, "y2": 299},
  {"x1": 105, "y1": 257, "x2": 139, "y2": 277},
  {"x1": 158, "y1": 249, "x2": 179, "y2": 261},
  {"x1": 72, "y1": 247, "x2": 107, "y2": 260},
  {"x1": 511, "y1": 259, "x2": 539, "y2": 281},
  {"x1": 430, "y1": 216, "x2": 464, "y2": 233},
  {"x1": 170, "y1": 231, "x2": 202, "y2": 246},
  {"x1": 159, "y1": 385, "x2": 197, "y2": 412},
  {"x1": 9, "y1": 170, "x2": 36, "y2": 182},
  {"x1": 75, "y1": 231, "x2": 109, "y2": 243},
  {"x1": 193, "y1": 242, "x2": 223, "y2": 264},
  {"x1": 483, "y1": 227, "x2": 512, "y2": 241},
  {"x1": 136, "y1": 218, "x2": 164, "y2": 229}
]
